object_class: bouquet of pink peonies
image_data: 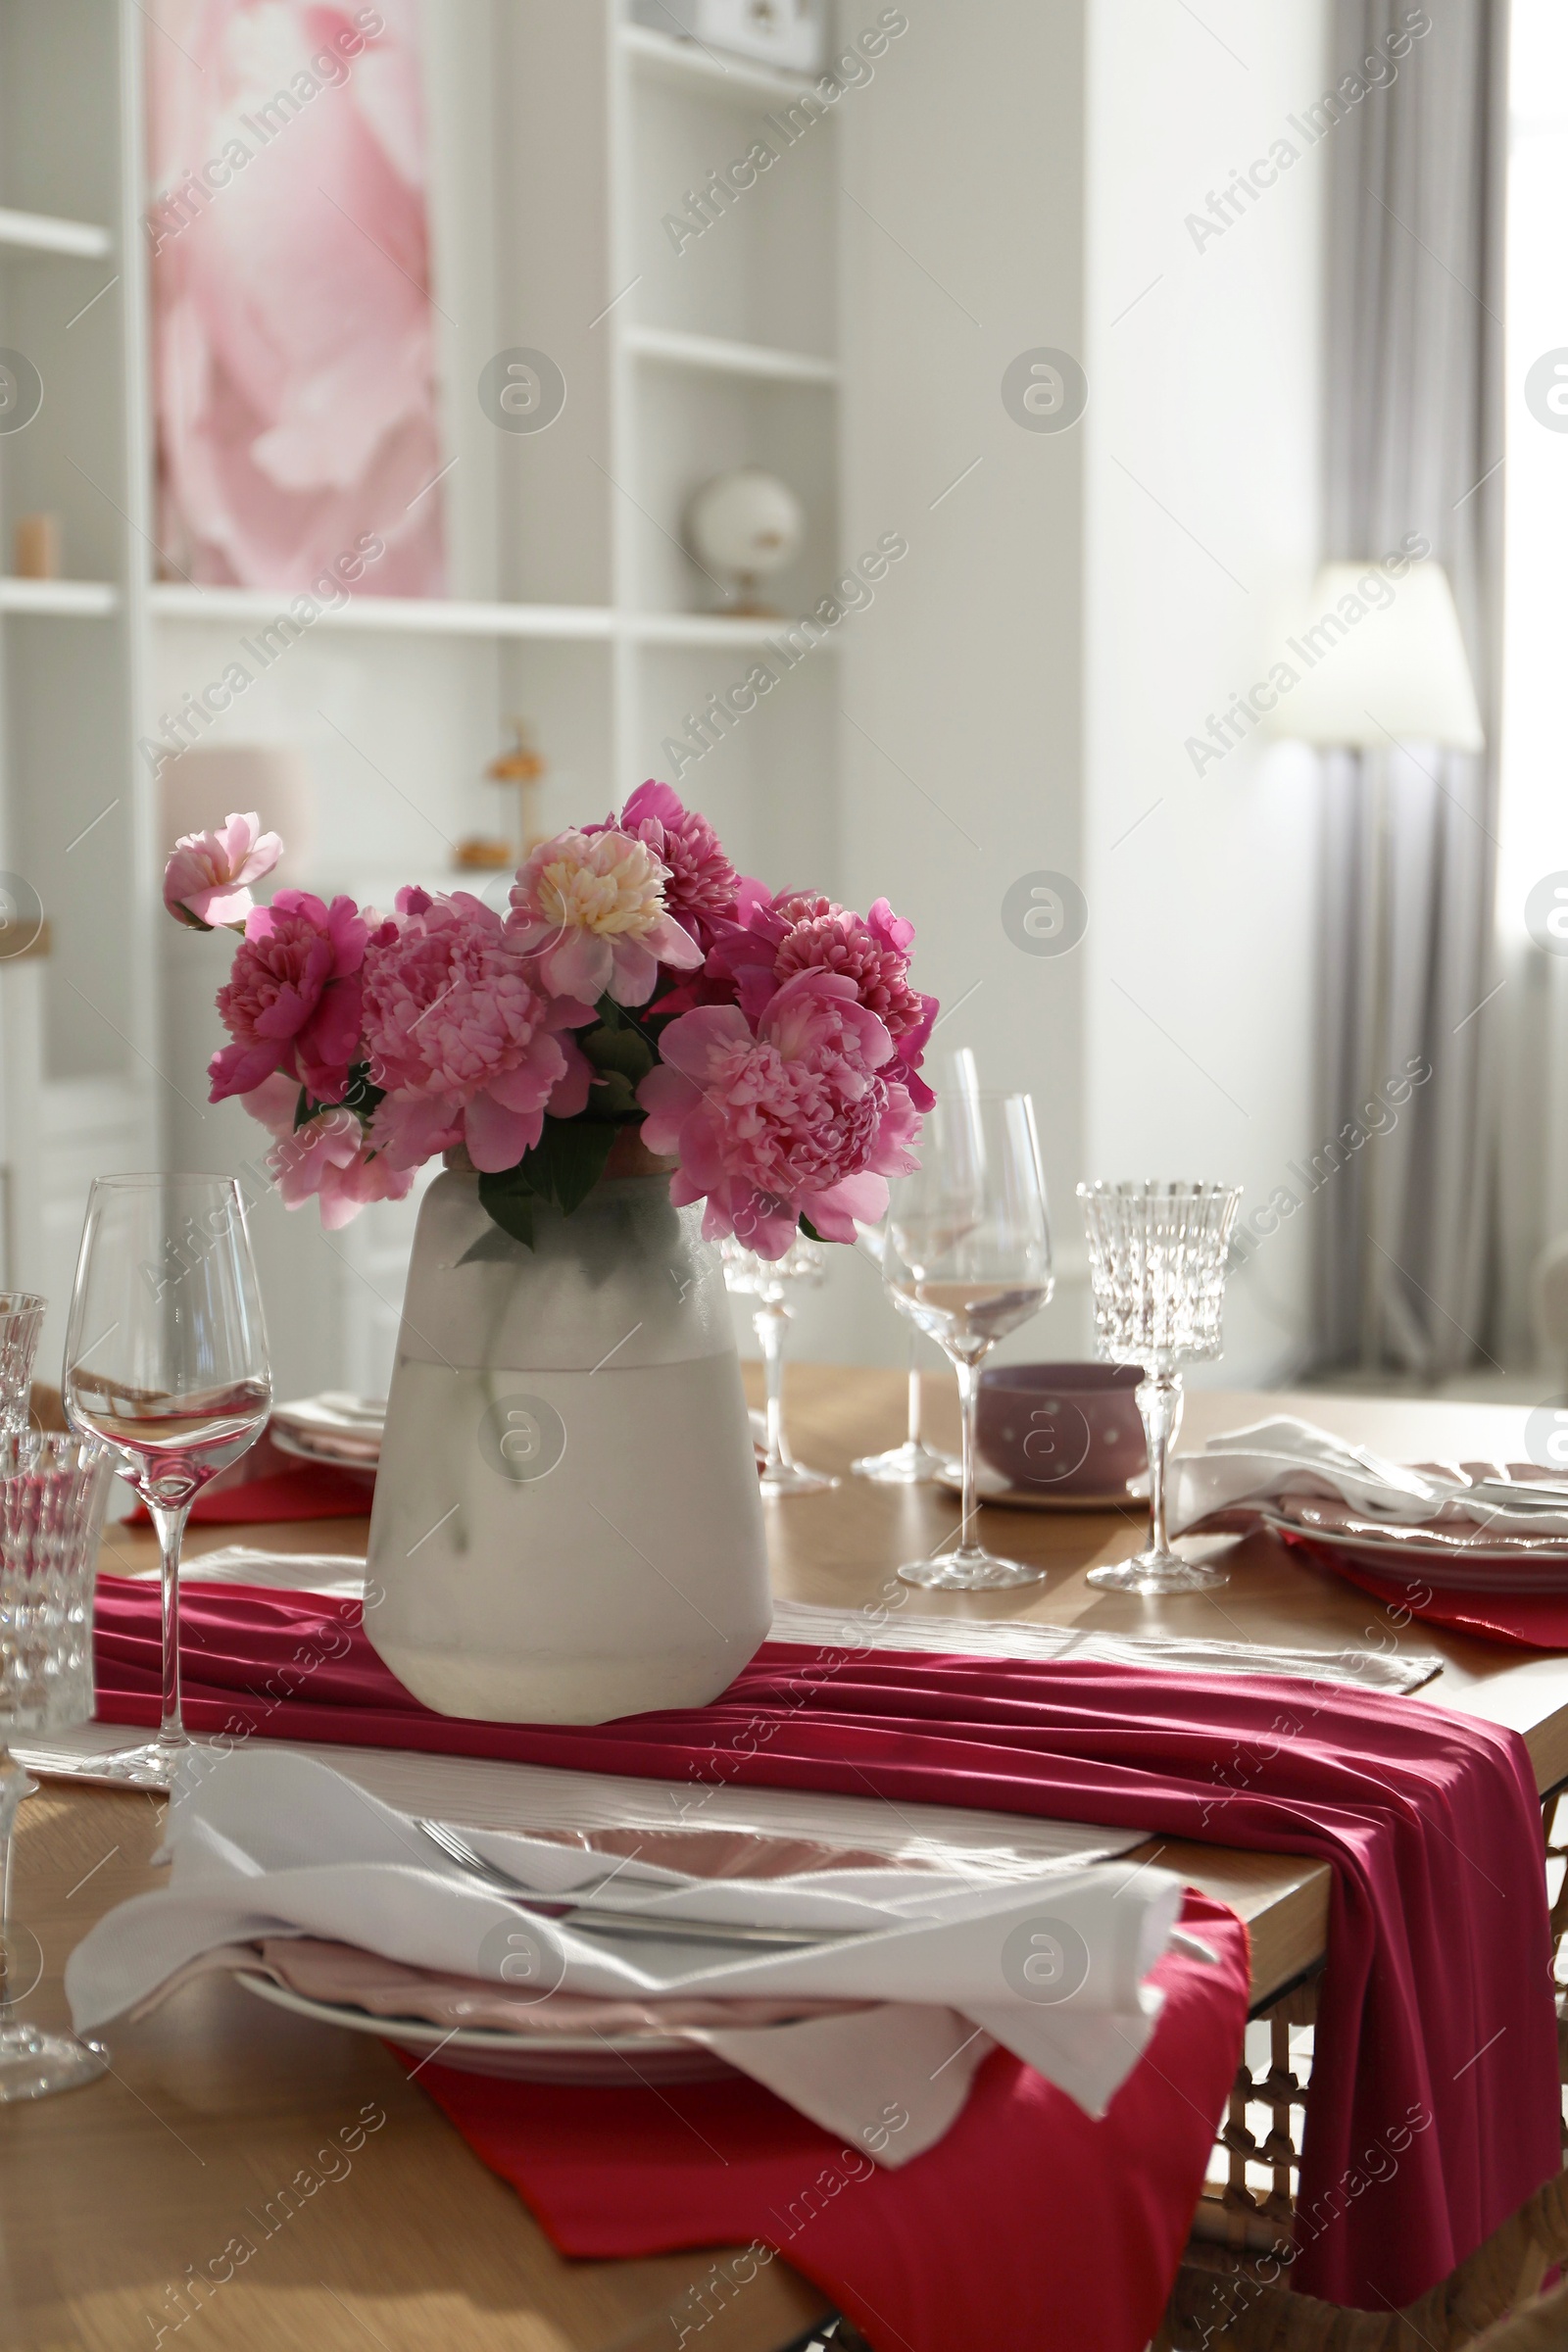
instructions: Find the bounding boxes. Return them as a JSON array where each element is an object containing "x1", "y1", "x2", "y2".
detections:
[{"x1": 164, "y1": 783, "x2": 935, "y2": 1256}]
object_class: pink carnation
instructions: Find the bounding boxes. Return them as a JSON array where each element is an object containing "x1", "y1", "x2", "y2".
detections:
[
  {"x1": 210, "y1": 890, "x2": 368, "y2": 1103},
  {"x1": 164, "y1": 810, "x2": 283, "y2": 930},
  {"x1": 508, "y1": 827, "x2": 703, "y2": 1006},
  {"x1": 362, "y1": 889, "x2": 595, "y2": 1174},
  {"x1": 706, "y1": 886, "x2": 938, "y2": 1108},
  {"x1": 636, "y1": 969, "x2": 922, "y2": 1258},
  {"x1": 589, "y1": 781, "x2": 739, "y2": 942}
]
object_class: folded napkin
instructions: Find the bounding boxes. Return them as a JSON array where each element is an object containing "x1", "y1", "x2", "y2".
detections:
[
  {"x1": 68, "y1": 1750, "x2": 1190, "y2": 2155},
  {"x1": 1158, "y1": 1415, "x2": 1568, "y2": 1536},
  {"x1": 408, "y1": 1891, "x2": 1250, "y2": 2352},
  {"x1": 1281, "y1": 1535, "x2": 1568, "y2": 1652}
]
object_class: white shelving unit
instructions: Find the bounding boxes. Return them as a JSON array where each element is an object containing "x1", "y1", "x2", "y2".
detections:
[
  {"x1": 620, "y1": 22, "x2": 822, "y2": 107},
  {"x1": 0, "y1": 0, "x2": 156, "y2": 1374},
  {"x1": 0, "y1": 206, "x2": 113, "y2": 261},
  {"x1": 0, "y1": 0, "x2": 844, "y2": 1396},
  {"x1": 623, "y1": 322, "x2": 840, "y2": 386}
]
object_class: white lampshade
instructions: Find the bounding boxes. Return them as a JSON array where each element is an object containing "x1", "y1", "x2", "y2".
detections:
[{"x1": 1280, "y1": 560, "x2": 1484, "y2": 750}]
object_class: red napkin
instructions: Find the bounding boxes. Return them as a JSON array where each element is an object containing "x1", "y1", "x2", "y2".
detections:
[
  {"x1": 90, "y1": 1574, "x2": 1561, "y2": 2310},
  {"x1": 400, "y1": 1891, "x2": 1249, "y2": 2352},
  {"x1": 1279, "y1": 1528, "x2": 1568, "y2": 1650}
]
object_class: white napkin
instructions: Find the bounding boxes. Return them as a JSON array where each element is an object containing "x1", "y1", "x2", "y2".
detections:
[
  {"x1": 67, "y1": 1749, "x2": 1189, "y2": 2162},
  {"x1": 1151, "y1": 1416, "x2": 1568, "y2": 1539}
]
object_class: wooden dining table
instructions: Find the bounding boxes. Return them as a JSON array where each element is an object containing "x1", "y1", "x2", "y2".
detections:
[{"x1": 3, "y1": 1370, "x2": 1565, "y2": 2352}]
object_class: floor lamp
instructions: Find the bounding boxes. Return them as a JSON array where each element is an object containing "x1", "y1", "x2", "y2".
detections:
[{"x1": 1278, "y1": 560, "x2": 1484, "y2": 1365}]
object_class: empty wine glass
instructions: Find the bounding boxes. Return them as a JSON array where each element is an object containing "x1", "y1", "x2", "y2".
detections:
[
  {"x1": 0, "y1": 1430, "x2": 114, "y2": 2098},
  {"x1": 720, "y1": 1232, "x2": 839, "y2": 1495},
  {"x1": 850, "y1": 1047, "x2": 979, "y2": 1486},
  {"x1": 1078, "y1": 1181, "x2": 1241, "y2": 1594},
  {"x1": 0, "y1": 1295, "x2": 45, "y2": 1443},
  {"x1": 63, "y1": 1175, "x2": 271, "y2": 1787},
  {"x1": 883, "y1": 1094, "x2": 1054, "y2": 1588},
  {"x1": 850, "y1": 1223, "x2": 957, "y2": 1486}
]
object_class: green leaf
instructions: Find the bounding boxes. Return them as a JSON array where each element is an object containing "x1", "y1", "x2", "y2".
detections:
[
  {"x1": 292, "y1": 1087, "x2": 313, "y2": 1133},
  {"x1": 800, "y1": 1216, "x2": 824, "y2": 1245},
  {"x1": 337, "y1": 1061, "x2": 384, "y2": 1118},
  {"x1": 582, "y1": 1021, "x2": 655, "y2": 1084},
  {"x1": 586, "y1": 1069, "x2": 641, "y2": 1119},
  {"x1": 476, "y1": 1174, "x2": 536, "y2": 1250},
  {"x1": 530, "y1": 1115, "x2": 620, "y2": 1214}
]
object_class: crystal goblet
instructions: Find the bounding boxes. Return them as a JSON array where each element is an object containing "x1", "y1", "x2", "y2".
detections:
[
  {"x1": 1078, "y1": 1181, "x2": 1242, "y2": 1594},
  {"x1": 0, "y1": 1294, "x2": 45, "y2": 1444},
  {"x1": 0, "y1": 1431, "x2": 114, "y2": 2099}
]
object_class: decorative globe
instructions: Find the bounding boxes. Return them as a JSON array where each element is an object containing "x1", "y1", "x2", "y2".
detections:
[{"x1": 683, "y1": 467, "x2": 805, "y2": 612}]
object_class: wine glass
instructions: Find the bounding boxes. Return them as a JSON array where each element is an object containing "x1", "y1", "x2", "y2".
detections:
[
  {"x1": 851, "y1": 1048, "x2": 979, "y2": 1486},
  {"x1": 0, "y1": 1295, "x2": 45, "y2": 1442},
  {"x1": 849, "y1": 1223, "x2": 957, "y2": 1485},
  {"x1": 882, "y1": 1094, "x2": 1054, "y2": 1588},
  {"x1": 719, "y1": 1232, "x2": 839, "y2": 1495},
  {"x1": 0, "y1": 1430, "x2": 113, "y2": 2098},
  {"x1": 63, "y1": 1175, "x2": 271, "y2": 1787},
  {"x1": 1078, "y1": 1181, "x2": 1241, "y2": 1594}
]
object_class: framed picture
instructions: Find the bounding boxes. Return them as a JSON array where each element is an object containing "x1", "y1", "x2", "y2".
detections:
[{"x1": 144, "y1": 0, "x2": 447, "y2": 597}]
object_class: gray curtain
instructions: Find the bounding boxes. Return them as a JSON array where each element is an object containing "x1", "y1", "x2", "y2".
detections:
[{"x1": 1314, "y1": 0, "x2": 1509, "y2": 1376}]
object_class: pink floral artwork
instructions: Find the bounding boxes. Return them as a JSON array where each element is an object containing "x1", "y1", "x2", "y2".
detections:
[{"x1": 145, "y1": 0, "x2": 446, "y2": 595}]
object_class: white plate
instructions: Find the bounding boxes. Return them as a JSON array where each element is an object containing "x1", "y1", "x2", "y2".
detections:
[
  {"x1": 1263, "y1": 1503, "x2": 1568, "y2": 1592},
  {"x1": 270, "y1": 1423, "x2": 379, "y2": 1474},
  {"x1": 236, "y1": 1970, "x2": 737, "y2": 2082},
  {"x1": 271, "y1": 1394, "x2": 384, "y2": 1471}
]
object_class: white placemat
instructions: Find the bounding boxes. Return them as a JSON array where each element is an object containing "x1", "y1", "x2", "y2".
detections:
[
  {"x1": 141, "y1": 1549, "x2": 1443, "y2": 1693},
  {"x1": 767, "y1": 1597, "x2": 1443, "y2": 1693}
]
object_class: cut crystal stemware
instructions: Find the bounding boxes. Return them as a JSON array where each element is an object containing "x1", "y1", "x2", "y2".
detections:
[{"x1": 1078, "y1": 1181, "x2": 1241, "y2": 1594}]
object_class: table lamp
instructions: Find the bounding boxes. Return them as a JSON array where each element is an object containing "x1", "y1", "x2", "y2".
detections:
[{"x1": 1277, "y1": 559, "x2": 1484, "y2": 1363}]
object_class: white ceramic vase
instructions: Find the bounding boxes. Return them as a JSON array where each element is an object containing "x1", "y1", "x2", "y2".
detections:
[{"x1": 365, "y1": 1162, "x2": 770, "y2": 1724}]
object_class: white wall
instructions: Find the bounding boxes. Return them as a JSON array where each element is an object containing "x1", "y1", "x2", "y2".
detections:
[
  {"x1": 1084, "y1": 0, "x2": 1327, "y2": 1386},
  {"x1": 809, "y1": 0, "x2": 1090, "y2": 1375},
  {"x1": 784, "y1": 0, "x2": 1327, "y2": 1384}
]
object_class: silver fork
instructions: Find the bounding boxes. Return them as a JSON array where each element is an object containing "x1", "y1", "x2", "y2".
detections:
[{"x1": 412, "y1": 1819, "x2": 874, "y2": 1951}]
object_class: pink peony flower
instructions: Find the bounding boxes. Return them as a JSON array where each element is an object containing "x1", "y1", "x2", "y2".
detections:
[
  {"x1": 589, "y1": 781, "x2": 739, "y2": 943},
  {"x1": 236, "y1": 1070, "x2": 303, "y2": 1140},
  {"x1": 636, "y1": 970, "x2": 922, "y2": 1257},
  {"x1": 508, "y1": 827, "x2": 703, "y2": 1006},
  {"x1": 210, "y1": 890, "x2": 368, "y2": 1103},
  {"x1": 362, "y1": 889, "x2": 595, "y2": 1173},
  {"x1": 232, "y1": 1072, "x2": 411, "y2": 1229},
  {"x1": 705, "y1": 887, "x2": 938, "y2": 1109},
  {"x1": 270, "y1": 1108, "x2": 416, "y2": 1230},
  {"x1": 164, "y1": 810, "x2": 283, "y2": 930}
]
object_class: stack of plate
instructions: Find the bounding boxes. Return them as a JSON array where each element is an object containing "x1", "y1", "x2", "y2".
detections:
[
  {"x1": 1264, "y1": 1464, "x2": 1568, "y2": 1592},
  {"x1": 270, "y1": 1393, "x2": 384, "y2": 1476}
]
